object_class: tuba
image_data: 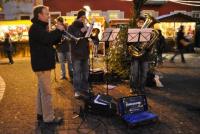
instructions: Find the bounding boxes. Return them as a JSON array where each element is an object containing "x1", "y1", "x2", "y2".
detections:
[{"x1": 128, "y1": 14, "x2": 159, "y2": 58}]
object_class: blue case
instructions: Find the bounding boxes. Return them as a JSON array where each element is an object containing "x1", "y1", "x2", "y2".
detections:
[{"x1": 118, "y1": 95, "x2": 158, "y2": 126}]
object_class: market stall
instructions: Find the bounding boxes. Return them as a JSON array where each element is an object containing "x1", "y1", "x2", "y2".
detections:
[
  {"x1": 0, "y1": 20, "x2": 31, "y2": 58},
  {"x1": 155, "y1": 13, "x2": 197, "y2": 52}
]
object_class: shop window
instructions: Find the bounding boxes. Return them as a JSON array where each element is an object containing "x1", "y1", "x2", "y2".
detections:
[
  {"x1": 191, "y1": 11, "x2": 200, "y2": 18},
  {"x1": 91, "y1": 13, "x2": 100, "y2": 17},
  {"x1": 107, "y1": 10, "x2": 123, "y2": 20},
  {"x1": 20, "y1": 16, "x2": 30, "y2": 20},
  {"x1": 109, "y1": 13, "x2": 119, "y2": 19}
]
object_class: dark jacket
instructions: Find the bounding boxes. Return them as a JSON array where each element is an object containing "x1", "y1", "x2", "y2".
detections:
[
  {"x1": 56, "y1": 27, "x2": 70, "y2": 53},
  {"x1": 29, "y1": 18, "x2": 63, "y2": 72},
  {"x1": 91, "y1": 35, "x2": 99, "y2": 45},
  {"x1": 176, "y1": 30, "x2": 186, "y2": 50},
  {"x1": 3, "y1": 38, "x2": 13, "y2": 52},
  {"x1": 68, "y1": 20, "x2": 89, "y2": 60},
  {"x1": 56, "y1": 39, "x2": 70, "y2": 53}
]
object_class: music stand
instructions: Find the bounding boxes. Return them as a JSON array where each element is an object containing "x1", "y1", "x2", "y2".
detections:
[
  {"x1": 101, "y1": 28, "x2": 120, "y2": 95},
  {"x1": 128, "y1": 28, "x2": 152, "y2": 43}
]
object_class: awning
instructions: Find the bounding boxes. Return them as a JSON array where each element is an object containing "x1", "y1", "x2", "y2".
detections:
[{"x1": 156, "y1": 12, "x2": 198, "y2": 22}]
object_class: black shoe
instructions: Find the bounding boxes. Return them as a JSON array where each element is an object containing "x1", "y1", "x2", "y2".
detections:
[
  {"x1": 138, "y1": 90, "x2": 146, "y2": 95},
  {"x1": 9, "y1": 61, "x2": 14, "y2": 64},
  {"x1": 44, "y1": 117, "x2": 63, "y2": 125},
  {"x1": 37, "y1": 114, "x2": 43, "y2": 121}
]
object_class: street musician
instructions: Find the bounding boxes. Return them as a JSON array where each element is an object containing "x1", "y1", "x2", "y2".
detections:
[{"x1": 68, "y1": 10, "x2": 90, "y2": 98}]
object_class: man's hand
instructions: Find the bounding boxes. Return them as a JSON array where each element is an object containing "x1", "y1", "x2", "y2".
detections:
[
  {"x1": 56, "y1": 23, "x2": 65, "y2": 31},
  {"x1": 81, "y1": 27, "x2": 87, "y2": 33}
]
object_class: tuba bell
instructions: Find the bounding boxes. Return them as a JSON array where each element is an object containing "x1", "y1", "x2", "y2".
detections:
[{"x1": 128, "y1": 14, "x2": 159, "y2": 58}]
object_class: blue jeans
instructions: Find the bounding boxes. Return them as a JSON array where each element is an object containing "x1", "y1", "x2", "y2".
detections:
[
  {"x1": 57, "y1": 52, "x2": 73, "y2": 79},
  {"x1": 130, "y1": 60, "x2": 149, "y2": 91},
  {"x1": 72, "y1": 59, "x2": 89, "y2": 92}
]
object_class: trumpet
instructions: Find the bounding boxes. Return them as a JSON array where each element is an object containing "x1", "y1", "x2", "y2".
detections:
[{"x1": 62, "y1": 30, "x2": 83, "y2": 44}]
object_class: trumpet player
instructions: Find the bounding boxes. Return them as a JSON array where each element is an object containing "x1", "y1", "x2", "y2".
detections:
[
  {"x1": 68, "y1": 10, "x2": 90, "y2": 98},
  {"x1": 130, "y1": 16, "x2": 149, "y2": 94},
  {"x1": 55, "y1": 17, "x2": 73, "y2": 80},
  {"x1": 29, "y1": 5, "x2": 64, "y2": 124}
]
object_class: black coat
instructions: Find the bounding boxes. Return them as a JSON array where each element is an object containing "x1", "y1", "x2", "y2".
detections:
[
  {"x1": 56, "y1": 39, "x2": 70, "y2": 53},
  {"x1": 176, "y1": 31, "x2": 186, "y2": 50},
  {"x1": 29, "y1": 18, "x2": 63, "y2": 72},
  {"x1": 3, "y1": 38, "x2": 12, "y2": 52},
  {"x1": 68, "y1": 20, "x2": 89, "y2": 60}
]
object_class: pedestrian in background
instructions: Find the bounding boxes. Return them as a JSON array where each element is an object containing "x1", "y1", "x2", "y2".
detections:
[
  {"x1": 29, "y1": 5, "x2": 65, "y2": 124},
  {"x1": 3, "y1": 33, "x2": 14, "y2": 64},
  {"x1": 170, "y1": 25, "x2": 187, "y2": 63}
]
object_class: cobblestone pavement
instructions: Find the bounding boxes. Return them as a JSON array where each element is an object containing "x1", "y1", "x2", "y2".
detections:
[{"x1": 0, "y1": 54, "x2": 200, "y2": 134}]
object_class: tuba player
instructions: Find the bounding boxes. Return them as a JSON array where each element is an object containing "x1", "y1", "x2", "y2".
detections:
[{"x1": 129, "y1": 16, "x2": 151, "y2": 94}]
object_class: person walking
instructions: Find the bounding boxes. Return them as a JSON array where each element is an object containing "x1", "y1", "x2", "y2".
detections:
[
  {"x1": 3, "y1": 33, "x2": 14, "y2": 64},
  {"x1": 170, "y1": 25, "x2": 187, "y2": 63}
]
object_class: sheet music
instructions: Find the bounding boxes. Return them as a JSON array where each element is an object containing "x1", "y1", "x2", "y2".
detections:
[
  {"x1": 100, "y1": 28, "x2": 120, "y2": 42},
  {"x1": 85, "y1": 20, "x2": 95, "y2": 38},
  {"x1": 128, "y1": 28, "x2": 152, "y2": 43},
  {"x1": 109, "y1": 28, "x2": 120, "y2": 41}
]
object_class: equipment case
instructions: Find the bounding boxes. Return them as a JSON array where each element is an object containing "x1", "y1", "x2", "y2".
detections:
[{"x1": 118, "y1": 95, "x2": 158, "y2": 127}]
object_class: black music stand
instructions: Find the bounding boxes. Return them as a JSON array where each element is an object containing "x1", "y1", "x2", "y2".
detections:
[{"x1": 101, "y1": 28, "x2": 120, "y2": 95}]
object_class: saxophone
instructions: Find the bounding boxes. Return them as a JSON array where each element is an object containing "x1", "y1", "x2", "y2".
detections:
[{"x1": 128, "y1": 14, "x2": 159, "y2": 58}]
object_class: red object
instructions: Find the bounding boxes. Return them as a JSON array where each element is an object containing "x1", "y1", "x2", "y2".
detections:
[{"x1": 44, "y1": 1, "x2": 200, "y2": 18}]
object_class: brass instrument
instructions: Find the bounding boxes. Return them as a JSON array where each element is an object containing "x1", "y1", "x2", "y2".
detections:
[
  {"x1": 62, "y1": 30, "x2": 82, "y2": 44},
  {"x1": 128, "y1": 14, "x2": 159, "y2": 58}
]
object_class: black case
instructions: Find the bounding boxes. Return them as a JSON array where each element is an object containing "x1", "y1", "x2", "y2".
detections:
[
  {"x1": 89, "y1": 70, "x2": 104, "y2": 83},
  {"x1": 84, "y1": 94, "x2": 117, "y2": 117}
]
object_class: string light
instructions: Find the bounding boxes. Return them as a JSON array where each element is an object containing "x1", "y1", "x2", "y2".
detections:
[{"x1": 169, "y1": 0, "x2": 200, "y2": 6}]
